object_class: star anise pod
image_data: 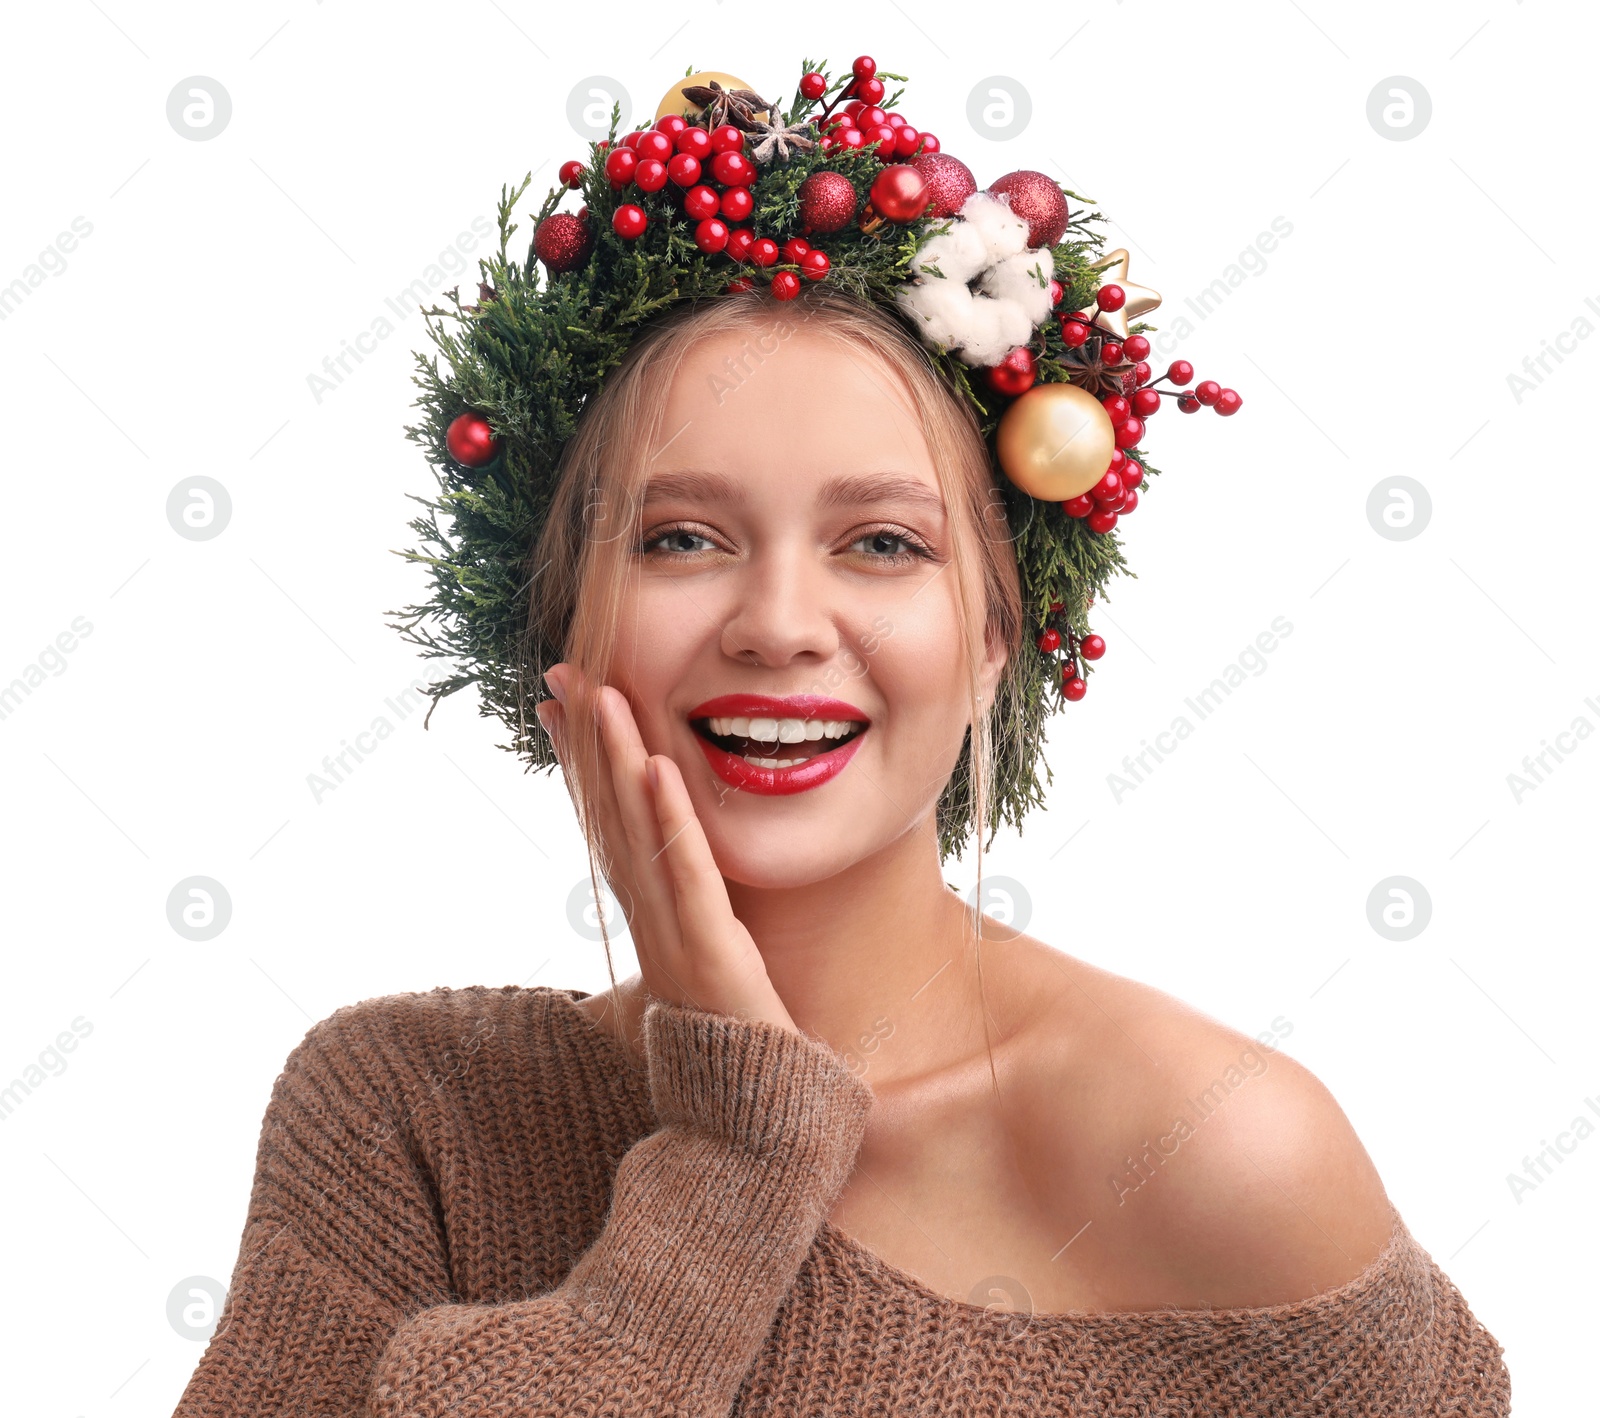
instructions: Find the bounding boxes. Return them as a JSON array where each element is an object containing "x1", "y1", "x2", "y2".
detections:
[
  {"x1": 748, "y1": 114, "x2": 817, "y2": 163},
  {"x1": 1058, "y1": 336, "x2": 1135, "y2": 399},
  {"x1": 681, "y1": 80, "x2": 773, "y2": 131},
  {"x1": 470, "y1": 280, "x2": 499, "y2": 313}
]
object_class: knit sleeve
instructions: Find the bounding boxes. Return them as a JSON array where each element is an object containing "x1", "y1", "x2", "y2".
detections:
[{"x1": 170, "y1": 994, "x2": 876, "y2": 1418}]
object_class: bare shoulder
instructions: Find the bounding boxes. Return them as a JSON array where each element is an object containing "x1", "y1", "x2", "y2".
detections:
[{"x1": 1001, "y1": 937, "x2": 1397, "y2": 1309}]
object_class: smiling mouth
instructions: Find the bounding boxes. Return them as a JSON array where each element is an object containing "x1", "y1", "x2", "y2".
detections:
[{"x1": 690, "y1": 717, "x2": 869, "y2": 769}]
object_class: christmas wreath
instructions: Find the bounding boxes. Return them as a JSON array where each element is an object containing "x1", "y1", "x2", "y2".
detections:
[{"x1": 387, "y1": 55, "x2": 1241, "y2": 860}]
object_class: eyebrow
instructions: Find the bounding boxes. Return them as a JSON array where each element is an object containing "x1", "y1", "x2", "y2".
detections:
[{"x1": 643, "y1": 468, "x2": 946, "y2": 515}]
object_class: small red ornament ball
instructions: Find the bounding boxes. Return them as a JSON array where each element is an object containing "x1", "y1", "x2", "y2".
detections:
[
  {"x1": 655, "y1": 114, "x2": 687, "y2": 137},
  {"x1": 749, "y1": 237, "x2": 779, "y2": 267},
  {"x1": 694, "y1": 218, "x2": 729, "y2": 253},
  {"x1": 781, "y1": 237, "x2": 811, "y2": 264},
  {"x1": 1120, "y1": 458, "x2": 1144, "y2": 489},
  {"x1": 1177, "y1": 392, "x2": 1201, "y2": 413},
  {"x1": 1063, "y1": 675, "x2": 1088, "y2": 702},
  {"x1": 1060, "y1": 318, "x2": 1090, "y2": 348},
  {"x1": 558, "y1": 159, "x2": 584, "y2": 188},
  {"x1": 684, "y1": 185, "x2": 720, "y2": 221},
  {"x1": 635, "y1": 130, "x2": 673, "y2": 163},
  {"x1": 533, "y1": 213, "x2": 592, "y2": 273},
  {"x1": 1124, "y1": 335, "x2": 1151, "y2": 361},
  {"x1": 1113, "y1": 415, "x2": 1144, "y2": 449},
  {"x1": 800, "y1": 71, "x2": 827, "y2": 101},
  {"x1": 910, "y1": 151, "x2": 977, "y2": 219},
  {"x1": 798, "y1": 170, "x2": 858, "y2": 234},
  {"x1": 870, "y1": 164, "x2": 931, "y2": 223},
  {"x1": 893, "y1": 126, "x2": 923, "y2": 159},
  {"x1": 1080, "y1": 634, "x2": 1106, "y2": 661},
  {"x1": 720, "y1": 186, "x2": 754, "y2": 222},
  {"x1": 1062, "y1": 493, "x2": 1094, "y2": 517},
  {"x1": 1195, "y1": 379, "x2": 1222, "y2": 406},
  {"x1": 770, "y1": 271, "x2": 802, "y2": 300},
  {"x1": 667, "y1": 152, "x2": 701, "y2": 187},
  {"x1": 1087, "y1": 508, "x2": 1118, "y2": 534},
  {"x1": 446, "y1": 412, "x2": 499, "y2": 468},
  {"x1": 676, "y1": 127, "x2": 712, "y2": 160},
  {"x1": 985, "y1": 346, "x2": 1037, "y2": 397},
  {"x1": 1037, "y1": 628, "x2": 1062, "y2": 653},
  {"x1": 1215, "y1": 388, "x2": 1243, "y2": 416},
  {"x1": 987, "y1": 170, "x2": 1069, "y2": 248},
  {"x1": 604, "y1": 147, "x2": 637, "y2": 185},
  {"x1": 853, "y1": 55, "x2": 877, "y2": 79},
  {"x1": 612, "y1": 204, "x2": 647, "y2": 240},
  {"x1": 711, "y1": 151, "x2": 756, "y2": 186},
  {"x1": 1097, "y1": 283, "x2": 1127, "y2": 313},
  {"x1": 799, "y1": 248, "x2": 831, "y2": 280},
  {"x1": 1131, "y1": 388, "x2": 1161, "y2": 418},
  {"x1": 1168, "y1": 359, "x2": 1194, "y2": 384},
  {"x1": 633, "y1": 158, "x2": 668, "y2": 193},
  {"x1": 726, "y1": 228, "x2": 755, "y2": 261},
  {"x1": 854, "y1": 76, "x2": 886, "y2": 105},
  {"x1": 726, "y1": 276, "x2": 755, "y2": 293}
]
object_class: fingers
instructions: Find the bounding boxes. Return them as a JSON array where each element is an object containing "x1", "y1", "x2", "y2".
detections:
[
  {"x1": 593, "y1": 684, "x2": 684, "y2": 959},
  {"x1": 539, "y1": 676, "x2": 642, "y2": 932},
  {"x1": 645, "y1": 752, "x2": 752, "y2": 982}
]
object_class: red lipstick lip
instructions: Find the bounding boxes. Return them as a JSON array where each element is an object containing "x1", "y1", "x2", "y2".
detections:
[
  {"x1": 691, "y1": 721, "x2": 868, "y2": 796},
  {"x1": 684, "y1": 694, "x2": 872, "y2": 798},
  {"x1": 685, "y1": 693, "x2": 871, "y2": 723}
]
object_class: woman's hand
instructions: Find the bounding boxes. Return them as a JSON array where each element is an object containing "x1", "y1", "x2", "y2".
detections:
[{"x1": 536, "y1": 663, "x2": 799, "y2": 1037}]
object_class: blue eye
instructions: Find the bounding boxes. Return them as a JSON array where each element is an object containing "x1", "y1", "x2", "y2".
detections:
[{"x1": 636, "y1": 523, "x2": 936, "y2": 566}]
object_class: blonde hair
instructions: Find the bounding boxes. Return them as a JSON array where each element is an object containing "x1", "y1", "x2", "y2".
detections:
[{"x1": 524, "y1": 284, "x2": 1027, "y2": 1091}]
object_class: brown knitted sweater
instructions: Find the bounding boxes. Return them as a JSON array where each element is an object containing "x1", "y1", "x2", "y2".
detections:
[{"x1": 171, "y1": 984, "x2": 1511, "y2": 1417}]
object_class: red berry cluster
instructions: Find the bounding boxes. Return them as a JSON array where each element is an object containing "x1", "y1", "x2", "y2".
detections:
[
  {"x1": 556, "y1": 110, "x2": 833, "y2": 298},
  {"x1": 547, "y1": 56, "x2": 940, "y2": 297},
  {"x1": 1035, "y1": 601, "x2": 1106, "y2": 700},
  {"x1": 803, "y1": 55, "x2": 941, "y2": 162}
]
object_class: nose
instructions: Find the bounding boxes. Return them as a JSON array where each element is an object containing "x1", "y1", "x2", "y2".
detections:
[{"x1": 716, "y1": 539, "x2": 844, "y2": 669}]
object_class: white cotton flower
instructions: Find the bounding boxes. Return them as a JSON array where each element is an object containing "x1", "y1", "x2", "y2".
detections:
[
  {"x1": 907, "y1": 219, "x2": 989, "y2": 284},
  {"x1": 895, "y1": 191, "x2": 1059, "y2": 368},
  {"x1": 959, "y1": 191, "x2": 1031, "y2": 262},
  {"x1": 976, "y1": 248, "x2": 1054, "y2": 323}
]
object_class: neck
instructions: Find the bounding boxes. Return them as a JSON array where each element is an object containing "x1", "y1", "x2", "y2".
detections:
[{"x1": 719, "y1": 816, "x2": 1005, "y2": 1088}]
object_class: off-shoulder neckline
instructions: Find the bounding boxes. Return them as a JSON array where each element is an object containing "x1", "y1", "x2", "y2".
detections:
[{"x1": 545, "y1": 984, "x2": 1412, "y2": 1330}]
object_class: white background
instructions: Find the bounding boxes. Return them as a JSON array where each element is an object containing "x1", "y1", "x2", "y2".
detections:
[{"x1": 1, "y1": 2, "x2": 1592, "y2": 1413}]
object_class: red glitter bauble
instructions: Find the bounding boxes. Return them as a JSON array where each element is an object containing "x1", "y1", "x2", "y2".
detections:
[
  {"x1": 533, "y1": 213, "x2": 592, "y2": 274},
  {"x1": 986, "y1": 169, "x2": 1069, "y2": 249},
  {"x1": 797, "y1": 170, "x2": 858, "y2": 234},
  {"x1": 910, "y1": 151, "x2": 977, "y2": 219},
  {"x1": 869, "y1": 164, "x2": 930, "y2": 224}
]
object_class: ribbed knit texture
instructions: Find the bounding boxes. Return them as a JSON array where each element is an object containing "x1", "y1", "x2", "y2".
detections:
[{"x1": 171, "y1": 984, "x2": 1512, "y2": 1417}]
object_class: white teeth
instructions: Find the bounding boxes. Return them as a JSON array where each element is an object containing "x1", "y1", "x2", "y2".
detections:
[{"x1": 703, "y1": 715, "x2": 862, "y2": 742}]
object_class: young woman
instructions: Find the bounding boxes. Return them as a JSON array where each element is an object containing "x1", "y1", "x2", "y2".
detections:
[{"x1": 172, "y1": 288, "x2": 1512, "y2": 1416}]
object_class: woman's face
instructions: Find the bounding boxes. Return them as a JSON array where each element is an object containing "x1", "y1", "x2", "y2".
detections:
[{"x1": 605, "y1": 313, "x2": 1007, "y2": 888}]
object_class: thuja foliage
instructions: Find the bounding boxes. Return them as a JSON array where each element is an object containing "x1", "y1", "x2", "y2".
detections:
[{"x1": 387, "y1": 74, "x2": 1161, "y2": 862}]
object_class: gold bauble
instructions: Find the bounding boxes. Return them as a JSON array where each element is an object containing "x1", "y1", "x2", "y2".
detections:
[
  {"x1": 996, "y1": 384, "x2": 1116, "y2": 501},
  {"x1": 654, "y1": 71, "x2": 768, "y2": 122}
]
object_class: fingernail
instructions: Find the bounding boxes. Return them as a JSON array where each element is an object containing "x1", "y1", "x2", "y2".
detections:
[
  {"x1": 534, "y1": 702, "x2": 553, "y2": 735},
  {"x1": 544, "y1": 668, "x2": 567, "y2": 704}
]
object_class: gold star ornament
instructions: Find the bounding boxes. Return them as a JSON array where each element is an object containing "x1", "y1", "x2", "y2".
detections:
[{"x1": 1069, "y1": 248, "x2": 1161, "y2": 341}]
